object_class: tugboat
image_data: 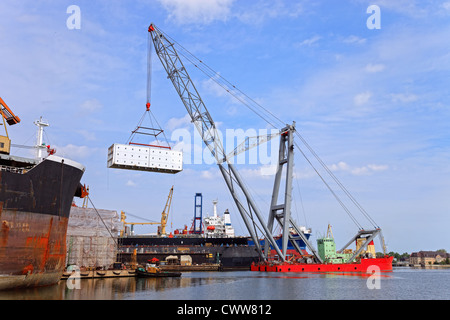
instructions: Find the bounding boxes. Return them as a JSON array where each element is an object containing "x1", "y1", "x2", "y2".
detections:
[{"x1": 136, "y1": 262, "x2": 181, "y2": 278}]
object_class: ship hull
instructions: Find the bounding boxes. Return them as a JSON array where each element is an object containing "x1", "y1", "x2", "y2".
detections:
[
  {"x1": 0, "y1": 210, "x2": 69, "y2": 290},
  {"x1": 251, "y1": 256, "x2": 394, "y2": 273},
  {"x1": 118, "y1": 236, "x2": 260, "y2": 270},
  {"x1": 0, "y1": 155, "x2": 85, "y2": 290}
]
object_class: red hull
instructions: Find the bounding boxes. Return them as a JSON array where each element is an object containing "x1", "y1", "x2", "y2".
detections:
[{"x1": 251, "y1": 256, "x2": 394, "y2": 273}]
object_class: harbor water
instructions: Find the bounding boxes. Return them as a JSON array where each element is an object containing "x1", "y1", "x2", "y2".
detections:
[{"x1": 0, "y1": 267, "x2": 449, "y2": 300}]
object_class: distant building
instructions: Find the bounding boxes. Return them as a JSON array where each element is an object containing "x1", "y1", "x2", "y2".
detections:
[{"x1": 410, "y1": 251, "x2": 450, "y2": 265}]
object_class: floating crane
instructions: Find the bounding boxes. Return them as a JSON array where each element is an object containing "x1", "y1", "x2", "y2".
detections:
[
  {"x1": 148, "y1": 24, "x2": 321, "y2": 262},
  {"x1": 147, "y1": 23, "x2": 388, "y2": 266}
]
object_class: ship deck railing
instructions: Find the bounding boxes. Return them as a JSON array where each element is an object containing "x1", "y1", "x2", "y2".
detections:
[
  {"x1": 118, "y1": 245, "x2": 246, "y2": 255},
  {"x1": 0, "y1": 164, "x2": 34, "y2": 174}
]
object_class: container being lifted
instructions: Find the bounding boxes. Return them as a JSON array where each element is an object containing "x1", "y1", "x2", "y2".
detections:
[
  {"x1": 107, "y1": 143, "x2": 182, "y2": 174},
  {"x1": 107, "y1": 24, "x2": 183, "y2": 175}
]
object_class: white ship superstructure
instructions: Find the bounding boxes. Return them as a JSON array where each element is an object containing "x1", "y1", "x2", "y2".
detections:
[{"x1": 204, "y1": 200, "x2": 235, "y2": 238}]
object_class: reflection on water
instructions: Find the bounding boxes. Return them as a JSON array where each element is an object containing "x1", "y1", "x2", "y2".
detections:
[
  {"x1": 0, "y1": 271, "x2": 392, "y2": 300},
  {"x1": 0, "y1": 272, "x2": 243, "y2": 300},
  {"x1": 0, "y1": 269, "x2": 448, "y2": 300}
]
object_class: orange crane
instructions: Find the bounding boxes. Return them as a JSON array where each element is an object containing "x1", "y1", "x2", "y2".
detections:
[
  {"x1": 0, "y1": 97, "x2": 21, "y2": 154},
  {"x1": 0, "y1": 97, "x2": 21, "y2": 125}
]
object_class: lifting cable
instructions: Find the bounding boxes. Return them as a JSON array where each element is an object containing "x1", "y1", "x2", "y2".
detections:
[
  {"x1": 147, "y1": 30, "x2": 153, "y2": 111},
  {"x1": 294, "y1": 139, "x2": 363, "y2": 230},
  {"x1": 126, "y1": 28, "x2": 171, "y2": 149},
  {"x1": 88, "y1": 197, "x2": 118, "y2": 246},
  {"x1": 154, "y1": 25, "x2": 379, "y2": 230},
  {"x1": 124, "y1": 211, "x2": 160, "y2": 224},
  {"x1": 155, "y1": 26, "x2": 286, "y2": 130},
  {"x1": 294, "y1": 131, "x2": 379, "y2": 229}
]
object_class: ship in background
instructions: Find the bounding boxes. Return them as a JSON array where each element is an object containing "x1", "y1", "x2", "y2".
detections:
[
  {"x1": 0, "y1": 97, "x2": 86, "y2": 290},
  {"x1": 118, "y1": 195, "x2": 260, "y2": 270},
  {"x1": 117, "y1": 193, "x2": 312, "y2": 270}
]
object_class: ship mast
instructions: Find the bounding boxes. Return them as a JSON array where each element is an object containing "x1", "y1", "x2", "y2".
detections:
[{"x1": 34, "y1": 116, "x2": 49, "y2": 160}]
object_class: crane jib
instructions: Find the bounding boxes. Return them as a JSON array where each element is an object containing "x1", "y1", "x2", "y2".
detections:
[{"x1": 146, "y1": 23, "x2": 324, "y2": 263}]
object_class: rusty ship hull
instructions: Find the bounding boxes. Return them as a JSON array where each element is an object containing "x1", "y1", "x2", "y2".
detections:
[{"x1": 0, "y1": 154, "x2": 85, "y2": 290}]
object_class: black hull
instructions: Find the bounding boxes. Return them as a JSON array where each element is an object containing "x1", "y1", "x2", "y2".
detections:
[
  {"x1": 0, "y1": 155, "x2": 85, "y2": 290},
  {"x1": 0, "y1": 155, "x2": 85, "y2": 218},
  {"x1": 118, "y1": 236, "x2": 260, "y2": 270},
  {"x1": 120, "y1": 236, "x2": 249, "y2": 247}
]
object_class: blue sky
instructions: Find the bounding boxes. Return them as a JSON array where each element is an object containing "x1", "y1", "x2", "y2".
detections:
[{"x1": 1, "y1": 0, "x2": 449, "y2": 254}]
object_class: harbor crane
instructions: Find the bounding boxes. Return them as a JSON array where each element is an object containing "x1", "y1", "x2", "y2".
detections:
[
  {"x1": 148, "y1": 24, "x2": 322, "y2": 263},
  {"x1": 121, "y1": 186, "x2": 174, "y2": 237}
]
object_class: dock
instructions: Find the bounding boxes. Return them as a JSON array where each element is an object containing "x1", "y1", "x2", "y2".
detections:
[
  {"x1": 61, "y1": 269, "x2": 136, "y2": 280},
  {"x1": 60, "y1": 263, "x2": 220, "y2": 280},
  {"x1": 160, "y1": 264, "x2": 220, "y2": 272}
]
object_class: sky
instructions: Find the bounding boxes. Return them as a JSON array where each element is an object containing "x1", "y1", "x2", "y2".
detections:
[{"x1": 1, "y1": 0, "x2": 449, "y2": 254}]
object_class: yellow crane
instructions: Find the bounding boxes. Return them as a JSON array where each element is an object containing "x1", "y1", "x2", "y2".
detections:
[
  {"x1": 120, "y1": 186, "x2": 174, "y2": 237},
  {"x1": 159, "y1": 185, "x2": 173, "y2": 236}
]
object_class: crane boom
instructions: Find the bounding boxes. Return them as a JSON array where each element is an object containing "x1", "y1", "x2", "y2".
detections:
[
  {"x1": 120, "y1": 186, "x2": 174, "y2": 237},
  {"x1": 160, "y1": 186, "x2": 174, "y2": 236},
  {"x1": 148, "y1": 23, "x2": 322, "y2": 262},
  {"x1": 0, "y1": 97, "x2": 21, "y2": 126}
]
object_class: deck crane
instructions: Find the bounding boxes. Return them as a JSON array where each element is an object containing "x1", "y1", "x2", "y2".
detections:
[
  {"x1": 148, "y1": 23, "x2": 322, "y2": 263},
  {"x1": 0, "y1": 97, "x2": 21, "y2": 155}
]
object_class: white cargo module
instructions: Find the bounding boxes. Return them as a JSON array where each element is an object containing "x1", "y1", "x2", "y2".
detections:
[{"x1": 107, "y1": 143, "x2": 183, "y2": 174}]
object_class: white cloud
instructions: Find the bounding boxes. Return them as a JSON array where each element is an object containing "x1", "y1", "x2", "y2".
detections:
[
  {"x1": 367, "y1": 164, "x2": 389, "y2": 172},
  {"x1": 166, "y1": 114, "x2": 192, "y2": 131},
  {"x1": 235, "y1": 0, "x2": 305, "y2": 25},
  {"x1": 80, "y1": 99, "x2": 103, "y2": 113},
  {"x1": 200, "y1": 168, "x2": 221, "y2": 180},
  {"x1": 391, "y1": 93, "x2": 418, "y2": 103},
  {"x1": 77, "y1": 130, "x2": 97, "y2": 142},
  {"x1": 343, "y1": 35, "x2": 366, "y2": 45},
  {"x1": 329, "y1": 161, "x2": 350, "y2": 172},
  {"x1": 365, "y1": 63, "x2": 385, "y2": 73},
  {"x1": 54, "y1": 144, "x2": 92, "y2": 159},
  {"x1": 126, "y1": 180, "x2": 137, "y2": 187},
  {"x1": 297, "y1": 35, "x2": 321, "y2": 47},
  {"x1": 443, "y1": 2, "x2": 450, "y2": 11},
  {"x1": 353, "y1": 91, "x2": 372, "y2": 106},
  {"x1": 158, "y1": 0, "x2": 235, "y2": 25},
  {"x1": 330, "y1": 161, "x2": 388, "y2": 176}
]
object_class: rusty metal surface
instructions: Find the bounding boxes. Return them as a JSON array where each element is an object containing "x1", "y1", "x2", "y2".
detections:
[
  {"x1": 0, "y1": 157, "x2": 84, "y2": 290},
  {"x1": 0, "y1": 210, "x2": 69, "y2": 290}
]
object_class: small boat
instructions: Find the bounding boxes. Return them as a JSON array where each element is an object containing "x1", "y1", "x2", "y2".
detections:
[{"x1": 136, "y1": 266, "x2": 181, "y2": 278}]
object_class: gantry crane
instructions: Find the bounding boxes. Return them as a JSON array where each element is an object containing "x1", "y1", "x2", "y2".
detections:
[{"x1": 120, "y1": 186, "x2": 174, "y2": 237}]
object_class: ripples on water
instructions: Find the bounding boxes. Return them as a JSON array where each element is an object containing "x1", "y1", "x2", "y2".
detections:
[{"x1": 1, "y1": 268, "x2": 449, "y2": 300}]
